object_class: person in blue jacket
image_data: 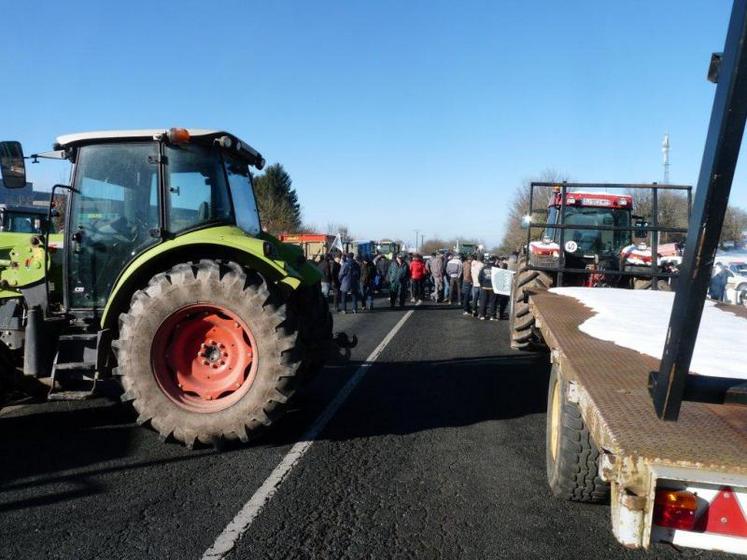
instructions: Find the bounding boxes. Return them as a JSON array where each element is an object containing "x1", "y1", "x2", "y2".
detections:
[
  {"x1": 387, "y1": 254, "x2": 410, "y2": 308},
  {"x1": 339, "y1": 252, "x2": 361, "y2": 314}
]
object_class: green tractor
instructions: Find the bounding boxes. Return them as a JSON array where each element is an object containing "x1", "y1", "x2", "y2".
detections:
[{"x1": 0, "y1": 128, "x2": 337, "y2": 447}]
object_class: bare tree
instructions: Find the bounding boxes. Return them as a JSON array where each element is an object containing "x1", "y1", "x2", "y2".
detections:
[
  {"x1": 627, "y1": 188, "x2": 690, "y2": 244},
  {"x1": 499, "y1": 169, "x2": 570, "y2": 253},
  {"x1": 326, "y1": 223, "x2": 352, "y2": 242},
  {"x1": 721, "y1": 205, "x2": 747, "y2": 247},
  {"x1": 420, "y1": 238, "x2": 449, "y2": 254}
]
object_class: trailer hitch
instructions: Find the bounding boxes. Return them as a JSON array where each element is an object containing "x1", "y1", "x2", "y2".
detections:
[{"x1": 329, "y1": 331, "x2": 358, "y2": 361}]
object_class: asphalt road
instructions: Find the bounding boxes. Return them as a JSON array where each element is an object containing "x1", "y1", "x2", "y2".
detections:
[{"x1": 0, "y1": 299, "x2": 737, "y2": 560}]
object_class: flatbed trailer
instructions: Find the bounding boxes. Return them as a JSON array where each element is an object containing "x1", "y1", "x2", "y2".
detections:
[{"x1": 531, "y1": 289, "x2": 747, "y2": 554}]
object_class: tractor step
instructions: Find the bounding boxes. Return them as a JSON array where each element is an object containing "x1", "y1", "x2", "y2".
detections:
[
  {"x1": 54, "y1": 362, "x2": 96, "y2": 372},
  {"x1": 55, "y1": 332, "x2": 99, "y2": 366},
  {"x1": 58, "y1": 333, "x2": 98, "y2": 341},
  {"x1": 47, "y1": 390, "x2": 95, "y2": 401}
]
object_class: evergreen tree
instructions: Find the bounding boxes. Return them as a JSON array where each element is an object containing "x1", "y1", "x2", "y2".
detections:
[{"x1": 253, "y1": 163, "x2": 302, "y2": 234}]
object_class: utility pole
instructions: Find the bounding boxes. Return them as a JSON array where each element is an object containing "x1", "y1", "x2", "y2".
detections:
[{"x1": 414, "y1": 229, "x2": 420, "y2": 252}]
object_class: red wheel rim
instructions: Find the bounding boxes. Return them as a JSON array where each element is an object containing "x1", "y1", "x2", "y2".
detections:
[{"x1": 151, "y1": 304, "x2": 258, "y2": 412}]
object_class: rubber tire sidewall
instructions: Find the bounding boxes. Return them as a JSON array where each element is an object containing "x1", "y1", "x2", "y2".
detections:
[
  {"x1": 117, "y1": 260, "x2": 299, "y2": 445},
  {"x1": 545, "y1": 365, "x2": 610, "y2": 503}
]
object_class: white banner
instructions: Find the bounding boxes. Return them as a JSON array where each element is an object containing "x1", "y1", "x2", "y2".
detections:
[{"x1": 491, "y1": 268, "x2": 515, "y2": 296}]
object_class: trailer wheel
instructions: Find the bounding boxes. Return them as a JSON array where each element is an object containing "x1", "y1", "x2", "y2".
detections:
[
  {"x1": 114, "y1": 259, "x2": 301, "y2": 447},
  {"x1": 546, "y1": 366, "x2": 609, "y2": 503},
  {"x1": 510, "y1": 257, "x2": 552, "y2": 350}
]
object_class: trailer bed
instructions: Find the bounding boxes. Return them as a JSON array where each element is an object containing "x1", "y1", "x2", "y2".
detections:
[{"x1": 530, "y1": 290, "x2": 747, "y2": 478}]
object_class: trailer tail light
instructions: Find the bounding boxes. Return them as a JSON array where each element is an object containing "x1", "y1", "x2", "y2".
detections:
[
  {"x1": 654, "y1": 490, "x2": 698, "y2": 530},
  {"x1": 168, "y1": 127, "x2": 191, "y2": 144}
]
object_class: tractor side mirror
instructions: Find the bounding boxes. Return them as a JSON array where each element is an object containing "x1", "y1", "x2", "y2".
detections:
[
  {"x1": 0, "y1": 141, "x2": 27, "y2": 189},
  {"x1": 520, "y1": 215, "x2": 532, "y2": 229}
]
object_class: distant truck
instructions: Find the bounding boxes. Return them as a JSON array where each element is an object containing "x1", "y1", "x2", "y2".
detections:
[
  {"x1": 453, "y1": 240, "x2": 477, "y2": 256},
  {"x1": 353, "y1": 240, "x2": 376, "y2": 260},
  {"x1": 377, "y1": 239, "x2": 400, "y2": 259},
  {"x1": 279, "y1": 233, "x2": 335, "y2": 260}
]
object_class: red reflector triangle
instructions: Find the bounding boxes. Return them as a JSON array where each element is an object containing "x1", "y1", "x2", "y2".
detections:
[{"x1": 695, "y1": 487, "x2": 747, "y2": 537}]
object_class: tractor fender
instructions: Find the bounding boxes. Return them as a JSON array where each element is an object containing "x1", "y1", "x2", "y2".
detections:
[{"x1": 101, "y1": 226, "x2": 315, "y2": 331}]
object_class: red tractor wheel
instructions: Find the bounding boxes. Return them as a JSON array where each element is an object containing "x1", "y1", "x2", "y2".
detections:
[
  {"x1": 114, "y1": 260, "x2": 301, "y2": 447},
  {"x1": 151, "y1": 304, "x2": 258, "y2": 412}
]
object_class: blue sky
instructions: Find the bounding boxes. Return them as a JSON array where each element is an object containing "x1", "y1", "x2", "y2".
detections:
[{"x1": 1, "y1": 0, "x2": 745, "y2": 248}]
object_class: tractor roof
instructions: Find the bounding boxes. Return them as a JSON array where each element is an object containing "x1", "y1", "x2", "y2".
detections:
[
  {"x1": 54, "y1": 128, "x2": 265, "y2": 168},
  {"x1": 55, "y1": 129, "x2": 221, "y2": 147}
]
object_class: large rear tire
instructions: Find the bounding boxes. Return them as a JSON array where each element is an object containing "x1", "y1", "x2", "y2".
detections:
[
  {"x1": 114, "y1": 259, "x2": 301, "y2": 447},
  {"x1": 546, "y1": 366, "x2": 609, "y2": 503},
  {"x1": 509, "y1": 257, "x2": 553, "y2": 350},
  {"x1": 294, "y1": 284, "x2": 333, "y2": 379}
]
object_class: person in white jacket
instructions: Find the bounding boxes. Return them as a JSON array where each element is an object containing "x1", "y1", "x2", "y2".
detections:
[
  {"x1": 445, "y1": 255, "x2": 463, "y2": 305},
  {"x1": 470, "y1": 255, "x2": 485, "y2": 316}
]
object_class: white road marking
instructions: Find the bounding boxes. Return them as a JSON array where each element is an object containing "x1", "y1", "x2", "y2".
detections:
[{"x1": 202, "y1": 308, "x2": 416, "y2": 560}]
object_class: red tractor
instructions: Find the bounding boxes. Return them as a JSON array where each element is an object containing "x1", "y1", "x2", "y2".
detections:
[{"x1": 509, "y1": 182, "x2": 691, "y2": 349}]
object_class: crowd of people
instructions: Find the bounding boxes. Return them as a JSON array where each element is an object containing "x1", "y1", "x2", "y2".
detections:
[{"x1": 314, "y1": 250, "x2": 515, "y2": 320}]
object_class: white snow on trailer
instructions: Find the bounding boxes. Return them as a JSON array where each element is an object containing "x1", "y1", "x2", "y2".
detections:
[{"x1": 549, "y1": 287, "x2": 747, "y2": 380}]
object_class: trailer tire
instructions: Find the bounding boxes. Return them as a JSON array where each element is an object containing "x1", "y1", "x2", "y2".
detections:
[
  {"x1": 510, "y1": 257, "x2": 552, "y2": 350},
  {"x1": 114, "y1": 259, "x2": 301, "y2": 448},
  {"x1": 546, "y1": 366, "x2": 609, "y2": 503}
]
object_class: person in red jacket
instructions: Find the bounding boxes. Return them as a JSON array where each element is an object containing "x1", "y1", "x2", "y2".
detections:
[{"x1": 409, "y1": 254, "x2": 426, "y2": 303}]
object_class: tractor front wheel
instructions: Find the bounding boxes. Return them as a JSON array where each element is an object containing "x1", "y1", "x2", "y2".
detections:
[
  {"x1": 114, "y1": 260, "x2": 301, "y2": 447},
  {"x1": 509, "y1": 257, "x2": 553, "y2": 350}
]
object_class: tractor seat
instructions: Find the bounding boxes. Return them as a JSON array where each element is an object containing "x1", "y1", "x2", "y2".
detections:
[{"x1": 197, "y1": 201, "x2": 210, "y2": 222}]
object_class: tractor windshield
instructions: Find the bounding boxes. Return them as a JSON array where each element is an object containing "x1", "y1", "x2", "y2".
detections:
[
  {"x1": 563, "y1": 207, "x2": 631, "y2": 254},
  {"x1": 546, "y1": 205, "x2": 631, "y2": 254}
]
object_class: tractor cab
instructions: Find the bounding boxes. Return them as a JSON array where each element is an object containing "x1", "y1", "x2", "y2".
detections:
[
  {"x1": 0, "y1": 129, "x2": 336, "y2": 447},
  {"x1": 543, "y1": 191, "x2": 633, "y2": 258},
  {"x1": 0, "y1": 205, "x2": 52, "y2": 234},
  {"x1": 1, "y1": 128, "x2": 267, "y2": 314}
]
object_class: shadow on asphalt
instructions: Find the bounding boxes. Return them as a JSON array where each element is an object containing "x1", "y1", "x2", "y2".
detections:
[
  {"x1": 287, "y1": 353, "x2": 551, "y2": 443},
  {"x1": 0, "y1": 303, "x2": 550, "y2": 512}
]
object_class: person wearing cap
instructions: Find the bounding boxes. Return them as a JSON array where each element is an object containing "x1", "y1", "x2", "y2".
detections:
[{"x1": 387, "y1": 254, "x2": 410, "y2": 308}]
